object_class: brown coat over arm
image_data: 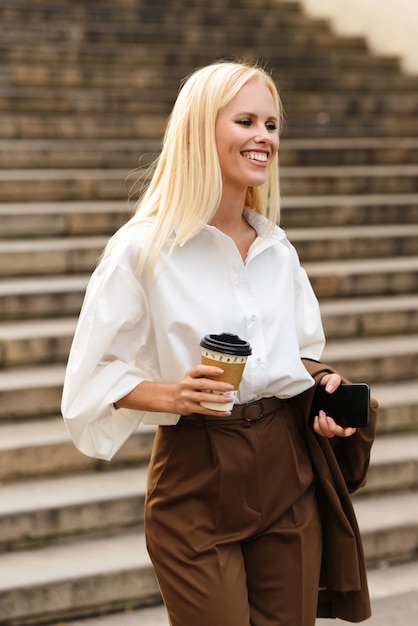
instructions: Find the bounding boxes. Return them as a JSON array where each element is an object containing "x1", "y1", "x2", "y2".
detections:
[{"x1": 298, "y1": 358, "x2": 378, "y2": 622}]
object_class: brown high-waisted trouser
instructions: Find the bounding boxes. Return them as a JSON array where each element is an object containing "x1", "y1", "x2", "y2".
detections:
[{"x1": 145, "y1": 397, "x2": 322, "y2": 626}]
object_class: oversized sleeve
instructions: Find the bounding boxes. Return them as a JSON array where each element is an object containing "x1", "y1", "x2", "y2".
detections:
[
  {"x1": 291, "y1": 246, "x2": 325, "y2": 360},
  {"x1": 61, "y1": 258, "x2": 158, "y2": 460}
]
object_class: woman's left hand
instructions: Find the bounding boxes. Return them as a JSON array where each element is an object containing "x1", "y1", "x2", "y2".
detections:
[{"x1": 312, "y1": 373, "x2": 357, "y2": 439}]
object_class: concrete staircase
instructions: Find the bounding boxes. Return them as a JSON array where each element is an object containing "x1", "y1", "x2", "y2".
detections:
[{"x1": 0, "y1": 0, "x2": 417, "y2": 624}]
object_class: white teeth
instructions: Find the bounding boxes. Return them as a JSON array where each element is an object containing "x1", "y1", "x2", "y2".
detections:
[{"x1": 243, "y1": 152, "x2": 268, "y2": 163}]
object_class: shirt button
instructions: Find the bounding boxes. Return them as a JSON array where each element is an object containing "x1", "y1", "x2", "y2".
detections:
[
  {"x1": 250, "y1": 314, "x2": 257, "y2": 321},
  {"x1": 256, "y1": 358, "x2": 262, "y2": 364}
]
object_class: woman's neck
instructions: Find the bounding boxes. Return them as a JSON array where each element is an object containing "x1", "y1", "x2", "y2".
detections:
[{"x1": 210, "y1": 208, "x2": 256, "y2": 263}]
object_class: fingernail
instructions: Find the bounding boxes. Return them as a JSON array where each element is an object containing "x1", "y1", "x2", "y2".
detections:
[{"x1": 326, "y1": 384, "x2": 334, "y2": 393}]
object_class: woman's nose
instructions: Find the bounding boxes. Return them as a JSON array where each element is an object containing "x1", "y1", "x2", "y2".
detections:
[{"x1": 254, "y1": 125, "x2": 273, "y2": 144}]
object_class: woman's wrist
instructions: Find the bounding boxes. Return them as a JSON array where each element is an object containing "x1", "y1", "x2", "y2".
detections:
[{"x1": 114, "y1": 381, "x2": 178, "y2": 414}]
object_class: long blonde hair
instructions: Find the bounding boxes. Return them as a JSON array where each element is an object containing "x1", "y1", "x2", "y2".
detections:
[{"x1": 105, "y1": 60, "x2": 283, "y2": 275}]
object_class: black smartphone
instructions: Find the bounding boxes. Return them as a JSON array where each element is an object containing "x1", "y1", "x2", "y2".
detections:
[{"x1": 310, "y1": 383, "x2": 370, "y2": 428}]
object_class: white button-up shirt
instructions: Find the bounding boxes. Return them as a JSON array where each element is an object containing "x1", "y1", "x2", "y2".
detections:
[{"x1": 62, "y1": 208, "x2": 325, "y2": 459}]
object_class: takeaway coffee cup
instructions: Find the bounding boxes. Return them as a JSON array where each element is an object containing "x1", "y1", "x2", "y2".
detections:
[{"x1": 200, "y1": 333, "x2": 252, "y2": 411}]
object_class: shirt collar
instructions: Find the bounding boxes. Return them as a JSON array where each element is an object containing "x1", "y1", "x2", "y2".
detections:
[
  {"x1": 179, "y1": 207, "x2": 287, "y2": 248},
  {"x1": 242, "y1": 206, "x2": 286, "y2": 242},
  {"x1": 201, "y1": 206, "x2": 285, "y2": 239}
]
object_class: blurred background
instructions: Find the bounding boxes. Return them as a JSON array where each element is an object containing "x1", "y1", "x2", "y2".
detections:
[{"x1": 0, "y1": 0, "x2": 417, "y2": 624}]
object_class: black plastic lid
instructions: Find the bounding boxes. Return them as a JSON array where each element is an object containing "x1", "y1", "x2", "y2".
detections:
[{"x1": 200, "y1": 333, "x2": 252, "y2": 356}]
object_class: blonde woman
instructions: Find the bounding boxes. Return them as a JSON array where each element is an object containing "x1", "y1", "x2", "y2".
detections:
[{"x1": 62, "y1": 61, "x2": 377, "y2": 625}]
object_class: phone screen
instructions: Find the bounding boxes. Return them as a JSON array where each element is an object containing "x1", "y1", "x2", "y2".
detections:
[{"x1": 311, "y1": 383, "x2": 370, "y2": 428}]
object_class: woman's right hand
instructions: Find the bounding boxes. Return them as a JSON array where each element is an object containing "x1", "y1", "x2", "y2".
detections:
[{"x1": 172, "y1": 364, "x2": 235, "y2": 416}]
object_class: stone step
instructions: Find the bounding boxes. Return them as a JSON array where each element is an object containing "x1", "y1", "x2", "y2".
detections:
[
  {"x1": 367, "y1": 561, "x2": 418, "y2": 604},
  {"x1": 0, "y1": 274, "x2": 88, "y2": 321},
  {"x1": 57, "y1": 559, "x2": 418, "y2": 626},
  {"x1": 0, "y1": 21, "x2": 339, "y2": 52},
  {"x1": 3, "y1": 59, "x2": 416, "y2": 94},
  {"x1": 2, "y1": 111, "x2": 416, "y2": 140},
  {"x1": 290, "y1": 224, "x2": 418, "y2": 262},
  {"x1": 0, "y1": 0, "x2": 315, "y2": 31},
  {"x1": 0, "y1": 11, "x2": 369, "y2": 54},
  {"x1": 66, "y1": 605, "x2": 169, "y2": 626},
  {"x1": 348, "y1": 563, "x2": 418, "y2": 626},
  {"x1": 365, "y1": 433, "x2": 418, "y2": 495},
  {"x1": 0, "y1": 30, "x2": 405, "y2": 80},
  {"x1": 0, "y1": 533, "x2": 160, "y2": 626},
  {"x1": 0, "y1": 417, "x2": 155, "y2": 482},
  {"x1": 0, "y1": 41, "x2": 399, "y2": 73},
  {"x1": 3, "y1": 0, "x2": 300, "y2": 19},
  {"x1": 355, "y1": 491, "x2": 418, "y2": 567},
  {"x1": 281, "y1": 164, "x2": 418, "y2": 196},
  {"x1": 0, "y1": 318, "x2": 76, "y2": 367},
  {"x1": 1, "y1": 490, "x2": 417, "y2": 625},
  {"x1": 12, "y1": 68, "x2": 414, "y2": 104},
  {"x1": 286, "y1": 117, "x2": 418, "y2": 138},
  {"x1": 306, "y1": 256, "x2": 418, "y2": 298},
  {"x1": 2, "y1": 86, "x2": 417, "y2": 119},
  {"x1": 0, "y1": 168, "x2": 129, "y2": 202},
  {"x1": 283, "y1": 91, "x2": 418, "y2": 118},
  {"x1": 0, "y1": 139, "x2": 160, "y2": 170},
  {"x1": 0, "y1": 201, "x2": 133, "y2": 238},
  {"x1": 3, "y1": 7, "x2": 302, "y2": 34},
  {"x1": 320, "y1": 294, "x2": 418, "y2": 339},
  {"x1": 1, "y1": 137, "x2": 418, "y2": 171},
  {"x1": 0, "y1": 237, "x2": 107, "y2": 277},
  {"x1": 0, "y1": 467, "x2": 148, "y2": 551},
  {"x1": 282, "y1": 137, "x2": 418, "y2": 167},
  {"x1": 0, "y1": 86, "x2": 171, "y2": 116},
  {"x1": 368, "y1": 380, "x2": 418, "y2": 434},
  {"x1": 0, "y1": 113, "x2": 166, "y2": 140},
  {"x1": 0, "y1": 364, "x2": 65, "y2": 420},
  {"x1": 0, "y1": 164, "x2": 417, "y2": 202},
  {"x1": 322, "y1": 334, "x2": 418, "y2": 384},
  {"x1": 279, "y1": 136, "x2": 418, "y2": 166},
  {"x1": 281, "y1": 193, "x2": 418, "y2": 228}
]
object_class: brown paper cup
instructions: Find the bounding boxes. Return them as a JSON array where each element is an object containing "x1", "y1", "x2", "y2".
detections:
[
  {"x1": 200, "y1": 348, "x2": 249, "y2": 411},
  {"x1": 201, "y1": 354, "x2": 247, "y2": 388}
]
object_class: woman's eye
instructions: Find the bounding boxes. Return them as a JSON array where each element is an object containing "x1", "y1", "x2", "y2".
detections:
[{"x1": 236, "y1": 119, "x2": 277, "y2": 131}]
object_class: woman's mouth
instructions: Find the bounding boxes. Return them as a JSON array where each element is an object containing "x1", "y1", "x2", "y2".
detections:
[{"x1": 242, "y1": 151, "x2": 268, "y2": 163}]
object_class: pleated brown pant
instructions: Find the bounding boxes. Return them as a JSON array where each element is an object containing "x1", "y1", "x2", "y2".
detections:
[{"x1": 145, "y1": 399, "x2": 322, "y2": 626}]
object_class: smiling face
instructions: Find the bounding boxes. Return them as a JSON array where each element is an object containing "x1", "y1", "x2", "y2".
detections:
[{"x1": 215, "y1": 78, "x2": 280, "y2": 198}]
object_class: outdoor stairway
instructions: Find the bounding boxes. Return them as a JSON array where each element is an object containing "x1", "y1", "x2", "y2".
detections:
[{"x1": 0, "y1": 0, "x2": 418, "y2": 624}]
